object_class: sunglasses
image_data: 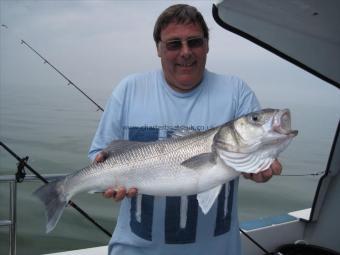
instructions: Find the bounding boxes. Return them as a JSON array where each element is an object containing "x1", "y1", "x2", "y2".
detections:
[{"x1": 162, "y1": 37, "x2": 205, "y2": 51}]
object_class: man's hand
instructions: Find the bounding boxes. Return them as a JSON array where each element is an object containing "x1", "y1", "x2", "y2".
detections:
[
  {"x1": 242, "y1": 159, "x2": 282, "y2": 183},
  {"x1": 95, "y1": 151, "x2": 138, "y2": 201},
  {"x1": 103, "y1": 187, "x2": 138, "y2": 201}
]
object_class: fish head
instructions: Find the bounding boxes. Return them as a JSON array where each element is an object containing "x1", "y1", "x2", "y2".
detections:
[{"x1": 214, "y1": 108, "x2": 298, "y2": 154}]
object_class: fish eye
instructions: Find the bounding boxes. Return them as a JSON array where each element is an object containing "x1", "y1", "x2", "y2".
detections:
[
  {"x1": 252, "y1": 114, "x2": 259, "y2": 122},
  {"x1": 248, "y1": 113, "x2": 263, "y2": 125}
]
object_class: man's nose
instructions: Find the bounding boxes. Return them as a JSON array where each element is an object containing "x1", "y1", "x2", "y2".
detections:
[{"x1": 179, "y1": 41, "x2": 192, "y2": 57}]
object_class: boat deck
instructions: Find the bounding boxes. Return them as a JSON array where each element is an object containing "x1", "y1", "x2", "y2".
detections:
[{"x1": 43, "y1": 209, "x2": 311, "y2": 255}]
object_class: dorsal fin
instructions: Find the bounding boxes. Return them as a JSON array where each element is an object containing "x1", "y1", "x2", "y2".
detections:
[{"x1": 168, "y1": 128, "x2": 201, "y2": 138}]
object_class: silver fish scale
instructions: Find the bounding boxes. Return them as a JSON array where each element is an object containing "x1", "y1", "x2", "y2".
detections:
[
  {"x1": 65, "y1": 128, "x2": 219, "y2": 194},
  {"x1": 103, "y1": 128, "x2": 218, "y2": 170},
  {"x1": 111, "y1": 129, "x2": 219, "y2": 194}
]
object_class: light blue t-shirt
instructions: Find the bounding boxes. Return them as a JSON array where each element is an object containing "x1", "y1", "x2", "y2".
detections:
[{"x1": 89, "y1": 69, "x2": 260, "y2": 255}]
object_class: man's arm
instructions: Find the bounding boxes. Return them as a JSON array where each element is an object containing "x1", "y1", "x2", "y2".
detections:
[{"x1": 90, "y1": 81, "x2": 138, "y2": 201}]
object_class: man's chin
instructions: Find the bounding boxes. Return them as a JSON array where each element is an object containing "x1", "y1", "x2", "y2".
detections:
[{"x1": 171, "y1": 79, "x2": 201, "y2": 92}]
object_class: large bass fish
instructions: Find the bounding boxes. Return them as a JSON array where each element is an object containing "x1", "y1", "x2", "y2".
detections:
[{"x1": 34, "y1": 108, "x2": 298, "y2": 233}]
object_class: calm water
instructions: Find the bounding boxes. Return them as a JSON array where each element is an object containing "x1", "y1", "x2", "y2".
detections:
[{"x1": 0, "y1": 79, "x2": 339, "y2": 255}]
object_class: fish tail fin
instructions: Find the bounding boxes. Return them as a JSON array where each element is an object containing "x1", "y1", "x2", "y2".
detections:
[{"x1": 33, "y1": 178, "x2": 69, "y2": 233}]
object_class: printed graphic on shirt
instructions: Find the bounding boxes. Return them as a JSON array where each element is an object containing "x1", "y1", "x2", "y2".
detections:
[
  {"x1": 127, "y1": 126, "x2": 235, "y2": 244},
  {"x1": 128, "y1": 127, "x2": 158, "y2": 241},
  {"x1": 215, "y1": 181, "x2": 234, "y2": 236},
  {"x1": 165, "y1": 195, "x2": 198, "y2": 244},
  {"x1": 130, "y1": 194, "x2": 154, "y2": 241}
]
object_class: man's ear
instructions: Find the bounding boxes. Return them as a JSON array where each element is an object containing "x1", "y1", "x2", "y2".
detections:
[{"x1": 156, "y1": 43, "x2": 162, "y2": 57}]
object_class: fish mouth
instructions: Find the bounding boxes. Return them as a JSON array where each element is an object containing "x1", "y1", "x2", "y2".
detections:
[{"x1": 273, "y1": 109, "x2": 298, "y2": 137}]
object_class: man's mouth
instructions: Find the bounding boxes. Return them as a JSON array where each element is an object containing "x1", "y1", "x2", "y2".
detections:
[{"x1": 177, "y1": 61, "x2": 196, "y2": 68}]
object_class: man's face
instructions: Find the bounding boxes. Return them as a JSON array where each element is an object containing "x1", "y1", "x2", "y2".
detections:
[{"x1": 157, "y1": 22, "x2": 209, "y2": 92}]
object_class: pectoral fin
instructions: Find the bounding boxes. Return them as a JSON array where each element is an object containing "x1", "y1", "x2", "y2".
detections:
[
  {"x1": 197, "y1": 185, "x2": 222, "y2": 214},
  {"x1": 181, "y1": 153, "x2": 216, "y2": 170}
]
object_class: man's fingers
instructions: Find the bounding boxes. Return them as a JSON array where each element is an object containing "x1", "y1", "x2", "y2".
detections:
[
  {"x1": 103, "y1": 187, "x2": 138, "y2": 201},
  {"x1": 114, "y1": 187, "x2": 127, "y2": 201},
  {"x1": 127, "y1": 188, "x2": 138, "y2": 198},
  {"x1": 242, "y1": 173, "x2": 251, "y2": 179},
  {"x1": 103, "y1": 188, "x2": 115, "y2": 198},
  {"x1": 242, "y1": 159, "x2": 283, "y2": 183},
  {"x1": 271, "y1": 159, "x2": 282, "y2": 175},
  {"x1": 243, "y1": 169, "x2": 272, "y2": 183},
  {"x1": 253, "y1": 172, "x2": 268, "y2": 183},
  {"x1": 95, "y1": 151, "x2": 109, "y2": 163},
  {"x1": 262, "y1": 168, "x2": 273, "y2": 179}
]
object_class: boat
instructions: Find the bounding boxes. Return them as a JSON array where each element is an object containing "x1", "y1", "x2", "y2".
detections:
[
  {"x1": 1, "y1": 1, "x2": 339, "y2": 254},
  {"x1": 212, "y1": 1, "x2": 340, "y2": 254}
]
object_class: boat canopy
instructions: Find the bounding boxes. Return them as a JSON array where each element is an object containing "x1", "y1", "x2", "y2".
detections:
[
  {"x1": 213, "y1": 0, "x2": 340, "y2": 89},
  {"x1": 213, "y1": 1, "x2": 340, "y2": 253}
]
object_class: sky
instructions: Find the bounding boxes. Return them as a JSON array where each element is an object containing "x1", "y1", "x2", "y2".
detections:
[{"x1": 0, "y1": 0, "x2": 339, "y2": 109}]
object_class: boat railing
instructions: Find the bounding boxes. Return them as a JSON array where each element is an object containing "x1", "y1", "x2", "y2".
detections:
[{"x1": 0, "y1": 174, "x2": 67, "y2": 255}]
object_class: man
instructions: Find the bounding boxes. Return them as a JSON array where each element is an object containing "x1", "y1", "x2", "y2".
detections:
[{"x1": 89, "y1": 4, "x2": 281, "y2": 255}]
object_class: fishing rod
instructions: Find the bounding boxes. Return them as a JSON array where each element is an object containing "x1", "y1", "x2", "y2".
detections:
[
  {"x1": 1, "y1": 24, "x2": 104, "y2": 112},
  {"x1": 0, "y1": 141, "x2": 112, "y2": 238},
  {"x1": 280, "y1": 171, "x2": 325, "y2": 177}
]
